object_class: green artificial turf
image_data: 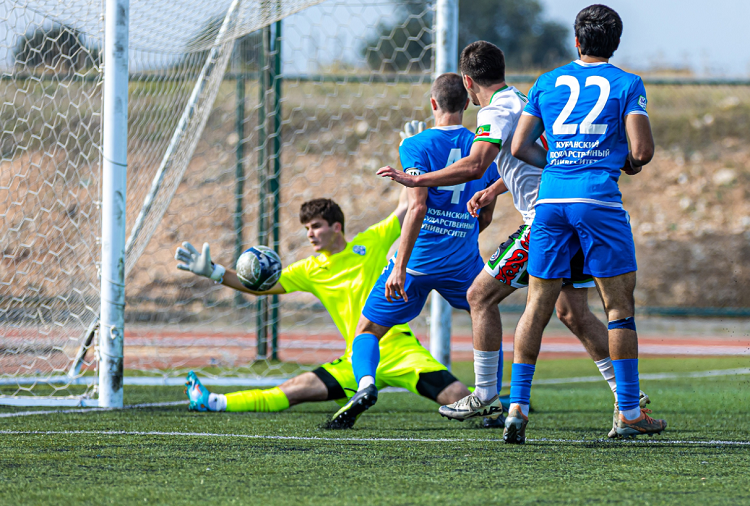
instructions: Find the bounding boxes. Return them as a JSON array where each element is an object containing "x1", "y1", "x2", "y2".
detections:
[{"x1": 1, "y1": 357, "x2": 749, "y2": 505}]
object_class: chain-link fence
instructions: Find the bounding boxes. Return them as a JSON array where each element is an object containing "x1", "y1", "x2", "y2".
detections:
[{"x1": 1, "y1": 0, "x2": 749, "y2": 402}]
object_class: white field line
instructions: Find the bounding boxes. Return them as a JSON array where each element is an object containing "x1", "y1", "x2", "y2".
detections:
[
  {"x1": 0, "y1": 401, "x2": 188, "y2": 418},
  {"x1": 0, "y1": 429, "x2": 747, "y2": 447},
  {"x1": 2, "y1": 367, "x2": 749, "y2": 418}
]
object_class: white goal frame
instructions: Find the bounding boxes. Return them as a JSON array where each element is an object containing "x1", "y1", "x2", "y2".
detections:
[{"x1": 1, "y1": 0, "x2": 458, "y2": 407}]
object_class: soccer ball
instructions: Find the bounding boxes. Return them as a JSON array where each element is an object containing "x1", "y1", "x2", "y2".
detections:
[{"x1": 235, "y1": 246, "x2": 282, "y2": 291}]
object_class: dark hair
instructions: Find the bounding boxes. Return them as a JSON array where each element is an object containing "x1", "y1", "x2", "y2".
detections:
[
  {"x1": 574, "y1": 5, "x2": 623, "y2": 58},
  {"x1": 459, "y1": 41, "x2": 505, "y2": 87},
  {"x1": 431, "y1": 73, "x2": 468, "y2": 113},
  {"x1": 299, "y1": 198, "x2": 345, "y2": 232}
]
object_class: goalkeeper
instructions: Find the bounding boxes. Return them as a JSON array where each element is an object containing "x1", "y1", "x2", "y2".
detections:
[{"x1": 175, "y1": 187, "x2": 471, "y2": 414}]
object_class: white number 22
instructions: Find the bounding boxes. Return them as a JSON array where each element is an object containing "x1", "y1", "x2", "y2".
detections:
[{"x1": 552, "y1": 75, "x2": 610, "y2": 136}]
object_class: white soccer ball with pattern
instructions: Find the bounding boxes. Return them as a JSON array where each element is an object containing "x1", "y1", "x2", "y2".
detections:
[{"x1": 235, "y1": 246, "x2": 282, "y2": 291}]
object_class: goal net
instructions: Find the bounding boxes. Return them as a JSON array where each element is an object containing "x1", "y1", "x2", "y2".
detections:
[{"x1": 0, "y1": 0, "x2": 437, "y2": 403}]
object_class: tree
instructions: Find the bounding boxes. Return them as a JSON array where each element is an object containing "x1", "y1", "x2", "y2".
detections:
[
  {"x1": 362, "y1": 2, "x2": 433, "y2": 73},
  {"x1": 362, "y1": 0, "x2": 571, "y2": 72},
  {"x1": 458, "y1": 0, "x2": 571, "y2": 70},
  {"x1": 14, "y1": 24, "x2": 99, "y2": 73}
]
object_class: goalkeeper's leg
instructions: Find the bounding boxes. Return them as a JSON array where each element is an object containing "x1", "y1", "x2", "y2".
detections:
[{"x1": 185, "y1": 368, "x2": 341, "y2": 412}]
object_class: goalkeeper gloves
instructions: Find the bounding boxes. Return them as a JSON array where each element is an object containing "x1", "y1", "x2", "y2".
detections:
[
  {"x1": 175, "y1": 242, "x2": 226, "y2": 283},
  {"x1": 399, "y1": 120, "x2": 426, "y2": 141}
]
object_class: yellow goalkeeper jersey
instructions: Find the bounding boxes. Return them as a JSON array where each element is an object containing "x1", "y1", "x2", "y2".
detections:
[{"x1": 278, "y1": 213, "x2": 412, "y2": 354}]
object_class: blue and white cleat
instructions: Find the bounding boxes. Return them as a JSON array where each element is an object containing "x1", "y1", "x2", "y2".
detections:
[
  {"x1": 185, "y1": 370, "x2": 211, "y2": 411},
  {"x1": 328, "y1": 384, "x2": 378, "y2": 429}
]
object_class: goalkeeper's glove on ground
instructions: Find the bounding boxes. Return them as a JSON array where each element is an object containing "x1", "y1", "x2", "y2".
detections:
[{"x1": 175, "y1": 242, "x2": 225, "y2": 283}]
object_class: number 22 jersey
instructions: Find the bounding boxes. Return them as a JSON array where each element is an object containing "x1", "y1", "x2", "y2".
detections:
[{"x1": 524, "y1": 60, "x2": 649, "y2": 206}]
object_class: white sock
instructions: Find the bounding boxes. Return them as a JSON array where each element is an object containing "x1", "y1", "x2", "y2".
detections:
[
  {"x1": 358, "y1": 375, "x2": 375, "y2": 391},
  {"x1": 510, "y1": 403, "x2": 530, "y2": 417},
  {"x1": 595, "y1": 357, "x2": 618, "y2": 398},
  {"x1": 473, "y1": 349, "x2": 499, "y2": 402},
  {"x1": 208, "y1": 393, "x2": 227, "y2": 412},
  {"x1": 621, "y1": 407, "x2": 641, "y2": 421}
]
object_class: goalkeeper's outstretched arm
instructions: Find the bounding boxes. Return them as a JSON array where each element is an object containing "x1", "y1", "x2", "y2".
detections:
[{"x1": 175, "y1": 242, "x2": 286, "y2": 296}]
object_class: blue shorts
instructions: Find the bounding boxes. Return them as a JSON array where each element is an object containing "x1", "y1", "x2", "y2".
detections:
[
  {"x1": 362, "y1": 256, "x2": 484, "y2": 328},
  {"x1": 528, "y1": 202, "x2": 637, "y2": 279}
]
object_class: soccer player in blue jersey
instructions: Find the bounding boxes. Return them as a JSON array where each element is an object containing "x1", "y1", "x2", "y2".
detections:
[
  {"x1": 328, "y1": 73, "x2": 502, "y2": 428},
  {"x1": 378, "y1": 41, "x2": 649, "y2": 437},
  {"x1": 507, "y1": 4, "x2": 667, "y2": 442}
]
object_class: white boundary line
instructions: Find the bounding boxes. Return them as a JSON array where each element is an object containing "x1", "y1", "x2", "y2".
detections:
[
  {"x1": 0, "y1": 401, "x2": 188, "y2": 418},
  {"x1": 2, "y1": 367, "x2": 749, "y2": 418},
  {"x1": 0, "y1": 430, "x2": 747, "y2": 447}
]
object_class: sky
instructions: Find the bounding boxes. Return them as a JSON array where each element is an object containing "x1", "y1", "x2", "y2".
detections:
[
  {"x1": 279, "y1": 0, "x2": 750, "y2": 77},
  {"x1": 538, "y1": 0, "x2": 750, "y2": 77},
  {"x1": 1, "y1": 0, "x2": 747, "y2": 77}
]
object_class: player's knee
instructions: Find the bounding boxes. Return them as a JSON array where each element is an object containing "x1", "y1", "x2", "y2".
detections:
[
  {"x1": 467, "y1": 277, "x2": 496, "y2": 310},
  {"x1": 555, "y1": 303, "x2": 579, "y2": 333},
  {"x1": 355, "y1": 317, "x2": 389, "y2": 339}
]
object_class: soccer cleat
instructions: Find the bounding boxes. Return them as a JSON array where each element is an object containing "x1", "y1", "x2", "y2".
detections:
[
  {"x1": 481, "y1": 413, "x2": 506, "y2": 429},
  {"x1": 615, "y1": 408, "x2": 667, "y2": 438},
  {"x1": 503, "y1": 404, "x2": 529, "y2": 444},
  {"x1": 328, "y1": 384, "x2": 378, "y2": 429},
  {"x1": 608, "y1": 390, "x2": 650, "y2": 438},
  {"x1": 185, "y1": 370, "x2": 211, "y2": 411},
  {"x1": 438, "y1": 393, "x2": 504, "y2": 421}
]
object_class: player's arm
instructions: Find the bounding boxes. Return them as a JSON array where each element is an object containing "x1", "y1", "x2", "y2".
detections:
[
  {"x1": 476, "y1": 190, "x2": 498, "y2": 233},
  {"x1": 222, "y1": 268, "x2": 286, "y2": 295},
  {"x1": 377, "y1": 141, "x2": 499, "y2": 188},
  {"x1": 622, "y1": 114, "x2": 654, "y2": 175},
  {"x1": 393, "y1": 186, "x2": 409, "y2": 226},
  {"x1": 385, "y1": 187, "x2": 428, "y2": 302},
  {"x1": 467, "y1": 178, "x2": 508, "y2": 218},
  {"x1": 175, "y1": 242, "x2": 286, "y2": 296},
  {"x1": 510, "y1": 114, "x2": 547, "y2": 169}
]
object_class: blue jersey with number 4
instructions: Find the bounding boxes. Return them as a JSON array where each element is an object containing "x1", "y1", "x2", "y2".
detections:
[
  {"x1": 398, "y1": 125, "x2": 498, "y2": 275},
  {"x1": 524, "y1": 60, "x2": 648, "y2": 205}
]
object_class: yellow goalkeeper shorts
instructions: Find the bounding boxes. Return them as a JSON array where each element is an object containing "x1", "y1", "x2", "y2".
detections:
[{"x1": 313, "y1": 331, "x2": 458, "y2": 404}]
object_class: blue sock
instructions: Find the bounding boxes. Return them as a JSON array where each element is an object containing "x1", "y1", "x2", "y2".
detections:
[
  {"x1": 612, "y1": 358, "x2": 640, "y2": 413},
  {"x1": 496, "y1": 352, "x2": 504, "y2": 394},
  {"x1": 509, "y1": 363, "x2": 535, "y2": 406},
  {"x1": 351, "y1": 333, "x2": 380, "y2": 384}
]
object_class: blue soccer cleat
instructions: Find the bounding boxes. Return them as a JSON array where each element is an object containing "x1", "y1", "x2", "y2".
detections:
[{"x1": 185, "y1": 370, "x2": 211, "y2": 411}]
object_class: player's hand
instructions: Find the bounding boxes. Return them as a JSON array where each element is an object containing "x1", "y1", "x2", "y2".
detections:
[
  {"x1": 385, "y1": 266, "x2": 408, "y2": 303},
  {"x1": 621, "y1": 155, "x2": 642, "y2": 176},
  {"x1": 467, "y1": 189, "x2": 493, "y2": 218},
  {"x1": 175, "y1": 242, "x2": 225, "y2": 281},
  {"x1": 376, "y1": 165, "x2": 418, "y2": 187},
  {"x1": 399, "y1": 120, "x2": 426, "y2": 141}
]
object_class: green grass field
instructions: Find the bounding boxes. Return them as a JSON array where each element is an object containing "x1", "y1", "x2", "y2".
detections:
[{"x1": 2, "y1": 357, "x2": 749, "y2": 505}]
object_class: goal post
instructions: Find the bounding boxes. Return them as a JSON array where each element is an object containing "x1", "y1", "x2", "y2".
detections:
[
  {"x1": 429, "y1": 0, "x2": 459, "y2": 369},
  {"x1": 0, "y1": 0, "x2": 453, "y2": 403},
  {"x1": 98, "y1": 0, "x2": 130, "y2": 408}
]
